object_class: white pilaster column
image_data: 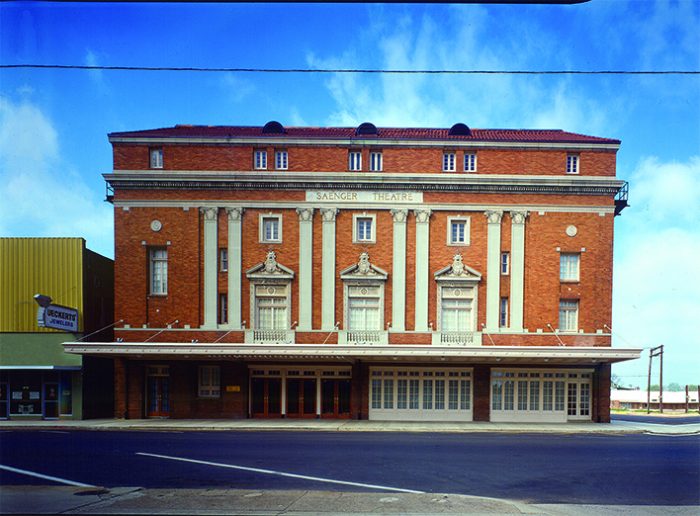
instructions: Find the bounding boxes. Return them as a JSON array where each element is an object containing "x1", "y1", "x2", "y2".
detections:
[
  {"x1": 485, "y1": 210, "x2": 503, "y2": 332},
  {"x1": 414, "y1": 209, "x2": 431, "y2": 331},
  {"x1": 297, "y1": 207, "x2": 314, "y2": 331},
  {"x1": 226, "y1": 207, "x2": 244, "y2": 329},
  {"x1": 201, "y1": 207, "x2": 218, "y2": 329},
  {"x1": 321, "y1": 208, "x2": 338, "y2": 331},
  {"x1": 509, "y1": 211, "x2": 527, "y2": 332},
  {"x1": 391, "y1": 209, "x2": 408, "y2": 331}
]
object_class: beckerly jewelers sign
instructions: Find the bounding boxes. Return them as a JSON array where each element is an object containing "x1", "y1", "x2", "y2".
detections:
[
  {"x1": 37, "y1": 304, "x2": 79, "y2": 332},
  {"x1": 306, "y1": 190, "x2": 422, "y2": 204}
]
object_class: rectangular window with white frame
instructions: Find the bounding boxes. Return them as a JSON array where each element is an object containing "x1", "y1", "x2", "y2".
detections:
[
  {"x1": 559, "y1": 300, "x2": 579, "y2": 332},
  {"x1": 443, "y1": 152, "x2": 456, "y2": 172},
  {"x1": 149, "y1": 148, "x2": 163, "y2": 169},
  {"x1": 259, "y1": 214, "x2": 282, "y2": 243},
  {"x1": 149, "y1": 248, "x2": 168, "y2": 295},
  {"x1": 255, "y1": 284, "x2": 289, "y2": 329},
  {"x1": 347, "y1": 285, "x2": 382, "y2": 331},
  {"x1": 275, "y1": 150, "x2": 288, "y2": 170},
  {"x1": 566, "y1": 154, "x2": 579, "y2": 174},
  {"x1": 353, "y1": 214, "x2": 376, "y2": 243},
  {"x1": 198, "y1": 365, "x2": 220, "y2": 398},
  {"x1": 219, "y1": 248, "x2": 228, "y2": 272},
  {"x1": 501, "y1": 252, "x2": 510, "y2": 275},
  {"x1": 500, "y1": 297, "x2": 509, "y2": 328},
  {"x1": 464, "y1": 152, "x2": 477, "y2": 172},
  {"x1": 369, "y1": 151, "x2": 383, "y2": 172},
  {"x1": 218, "y1": 293, "x2": 228, "y2": 324},
  {"x1": 560, "y1": 253, "x2": 580, "y2": 281},
  {"x1": 439, "y1": 286, "x2": 475, "y2": 332},
  {"x1": 448, "y1": 217, "x2": 470, "y2": 246},
  {"x1": 348, "y1": 151, "x2": 362, "y2": 171},
  {"x1": 254, "y1": 150, "x2": 268, "y2": 170}
]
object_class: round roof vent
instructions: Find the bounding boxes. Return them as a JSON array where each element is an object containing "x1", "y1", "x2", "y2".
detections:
[
  {"x1": 356, "y1": 122, "x2": 378, "y2": 136},
  {"x1": 262, "y1": 121, "x2": 285, "y2": 134},
  {"x1": 448, "y1": 123, "x2": 472, "y2": 136}
]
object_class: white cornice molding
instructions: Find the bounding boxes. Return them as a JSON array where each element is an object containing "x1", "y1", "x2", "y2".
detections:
[{"x1": 109, "y1": 136, "x2": 620, "y2": 151}]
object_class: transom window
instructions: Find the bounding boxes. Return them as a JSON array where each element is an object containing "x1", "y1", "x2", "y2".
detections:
[
  {"x1": 439, "y1": 286, "x2": 474, "y2": 332},
  {"x1": 443, "y1": 152, "x2": 456, "y2": 172},
  {"x1": 255, "y1": 285, "x2": 289, "y2": 330},
  {"x1": 149, "y1": 248, "x2": 167, "y2": 295},
  {"x1": 559, "y1": 300, "x2": 579, "y2": 332},
  {"x1": 464, "y1": 152, "x2": 477, "y2": 172},
  {"x1": 560, "y1": 253, "x2": 580, "y2": 281},
  {"x1": 254, "y1": 150, "x2": 268, "y2": 170},
  {"x1": 347, "y1": 286, "x2": 381, "y2": 330},
  {"x1": 198, "y1": 366, "x2": 221, "y2": 398},
  {"x1": 260, "y1": 214, "x2": 282, "y2": 243},
  {"x1": 150, "y1": 148, "x2": 163, "y2": 169},
  {"x1": 348, "y1": 151, "x2": 362, "y2": 171},
  {"x1": 275, "y1": 150, "x2": 288, "y2": 170},
  {"x1": 369, "y1": 151, "x2": 383, "y2": 171},
  {"x1": 448, "y1": 217, "x2": 470, "y2": 245},
  {"x1": 566, "y1": 154, "x2": 579, "y2": 174}
]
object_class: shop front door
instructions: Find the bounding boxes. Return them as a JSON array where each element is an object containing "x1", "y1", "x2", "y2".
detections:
[
  {"x1": 321, "y1": 379, "x2": 351, "y2": 419},
  {"x1": 0, "y1": 383, "x2": 8, "y2": 419},
  {"x1": 146, "y1": 376, "x2": 170, "y2": 417},
  {"x1": 285, "y1": 378, "x2": 317, "y2": 418},
  {"x1": 251, "y1": 377, "x2": 282, "y2": 417},
  {"x1": 43, "y1": 382, "x2": 59, "y2": 419}
]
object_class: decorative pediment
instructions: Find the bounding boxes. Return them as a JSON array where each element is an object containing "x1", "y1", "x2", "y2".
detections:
[
  {"x1": 434, "y1": 254, "x2": 482, "y2": 282},
  {"x1": 246, "y1": 251, "x2": 295, "y2": 280},
  {"x1": 340, "y1": 252, "x2": 388, "y2": 281}
]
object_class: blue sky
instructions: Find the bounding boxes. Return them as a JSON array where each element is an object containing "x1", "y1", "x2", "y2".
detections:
[{"x1": 1, "y1": 1, "x2": 698, "y2": 387}]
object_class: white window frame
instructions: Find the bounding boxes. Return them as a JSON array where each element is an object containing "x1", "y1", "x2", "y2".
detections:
[
  {"x1": 369, "y1": 151, "x2": 383, "y2": 172},
  {"x1": 353, "y1": 213, "x2": 376, "y2": 244},
  {"x1": 437, "y1": 283, "x2": 477, "y2": 332},
  {"x1": 464, "y1": 152, "x2": 477, "y2": 172},
  {"x1": 499, "y1": 297, "x2": 509, "y2": 328},
  {"x1": 348, "y1": 151, "x2": 362, "y2": 171},
  {"x1": 566, "y1": 154, "x2": 579, "y2": 174},
  {"x1": 558, "y1": 300, "x2": 579, "y2": 332},
  {"x1": 501, "y1": 252, "x2": 510, "y2": 275},
  {"x1": 443, "y1": 152, "x2": 456, "y2": 172},
  {"x1": 447, "y1": 217, "x2": 470, "y2": 246},
  {"x1": 149, "y1": 148, "x2": 163, "y2": 169},
  {"x1": 252, "y1": 283, "x2": 291, "y2": 330},
  {"x1": 218, "y1": 292, "x2": 228, "y2": 325},
  {"x1": 259, "y1": 214, "x2": 282, "y2": 243},
  {"x1": 254, "y1": 150, "x2": 268, "y2": 170},
  {"x1": 219, "y1": 248, "x2": 228, "y2": 272},
  {"x1": 345, "y1": 284, "x2": 384, "y2": 331},
  {"x1": 275, "y1": 150, "x2": 288, "y2": 170},
  {"x1": 560, "y1": 253, "x2": 580, "y2": 282},
  {"x1": 198, "y1": 365, "x2": 221, "y2": 398},
  {"x1": 149, "y1": 248, "x2": 168, "y2": 296}
]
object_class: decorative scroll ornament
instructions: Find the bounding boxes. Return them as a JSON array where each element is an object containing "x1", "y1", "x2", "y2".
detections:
[
  {"x1": 226, "y1": 207, "x2": 244, "y2": 221},
  {"x1": 200, "y1": 207, "x2": 218, "y2": 221},
  {"x1": 321, "y1": 208, "x2": 338, "y2": 222},
  {"x1": 511, "y1": 211, "x2": 528, "y2": 225},
  {"x1": 264, "y1": 251, "x2": 278, "y2": 273},
  {"x1": 485, "y1": 210, "x2": 503, "y2": 224},
  {"x1": 391, "y1": 208, "x2": 408, "y2": 224},
  {"x1": 296, "y1": 207, "x2": 314, "y2": 221},
  {"x1": 414, "y1": 209, "x2": 432, "y2": 224}
]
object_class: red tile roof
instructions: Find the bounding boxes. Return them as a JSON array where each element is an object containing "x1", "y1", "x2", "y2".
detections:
[{"x1": 109, "y1": 124, "x2": 620, "y2": 144}]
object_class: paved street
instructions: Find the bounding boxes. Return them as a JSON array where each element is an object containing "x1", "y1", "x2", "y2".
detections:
[{"x1": 1, "y1": 430, "x2": 698, "y2": 506}]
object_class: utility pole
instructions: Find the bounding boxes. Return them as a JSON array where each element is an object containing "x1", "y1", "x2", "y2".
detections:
[{"x1": 647, "y1": 345, "x2": 664, "y2": 414}]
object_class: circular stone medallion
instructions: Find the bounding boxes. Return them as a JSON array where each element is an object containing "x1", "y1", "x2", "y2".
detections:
[
  {"x1": 150, "y1": 220, "x2": 163, "y2": 232},
  {"x1": 565, "y1": 225, "x2": 578, "y2": 237}
]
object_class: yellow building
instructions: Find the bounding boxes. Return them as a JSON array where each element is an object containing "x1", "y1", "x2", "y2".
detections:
[{"x1": 0, "y1": 238, "x2": 113, "y2": 419}]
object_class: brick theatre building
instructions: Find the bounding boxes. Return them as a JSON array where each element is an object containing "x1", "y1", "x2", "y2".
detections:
[{"x1": 65, "y1": 121, "x2": 640, "y2": 422}]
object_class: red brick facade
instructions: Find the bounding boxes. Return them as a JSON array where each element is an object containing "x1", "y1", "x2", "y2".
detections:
[{"x1": 96, "y1": 123, "x2": 634, "y2": 423}]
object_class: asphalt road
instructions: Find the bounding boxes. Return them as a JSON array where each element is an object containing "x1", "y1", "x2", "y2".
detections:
[{"x1": 0, "y1": 430, "x2": 698, "y2": 505}]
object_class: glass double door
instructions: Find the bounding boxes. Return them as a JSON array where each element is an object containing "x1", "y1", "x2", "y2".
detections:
[{"x1": 250, "y1": 376, "x2": 351, "y2": 419}]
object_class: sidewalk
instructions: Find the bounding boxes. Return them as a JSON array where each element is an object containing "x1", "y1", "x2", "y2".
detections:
[{"x1": 2, "y1": 417, "x2": 699, "y2": 435}]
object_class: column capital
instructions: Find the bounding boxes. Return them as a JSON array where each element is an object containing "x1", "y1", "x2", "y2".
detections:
[
  {"x1": 413, "y1": 208, "x2": 432, "y2": 224},
  {"x1": 320, "y1": 207, "x2": 338, "y2": 222},
  {"x1": 200, "y1": 207, "x2": 218, "y2": 221},
  {"x1": 296, "y1": 207, "x2": 315, "y2": 222},
  {"x1": 226, "y1": 207, "x2": 244, "y2": 221},
  {"x1": 391, "y1": 208, "x2": 409, "y2": 224},
  {"x1": 510, "y1": 210, "x2": 528, "y2": 225},
  {"x1": 485, "y1": 210, "x2": 503, "y2": 224}
]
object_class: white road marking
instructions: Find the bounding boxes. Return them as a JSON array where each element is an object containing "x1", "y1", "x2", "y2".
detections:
[
  {"x1": 137, "y1": 452, "x2": 424, "y2": 494},
  {"x1": 40, "y1": 430, "x2": 71, "y2": 434},
  {"x1": 0, "y1": 464, "x2": 95, "y2": 487}
]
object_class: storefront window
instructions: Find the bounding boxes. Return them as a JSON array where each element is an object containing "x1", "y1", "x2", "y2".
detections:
[{"x1": 10, "y1": 375, "x2": 41, "y2": 415}]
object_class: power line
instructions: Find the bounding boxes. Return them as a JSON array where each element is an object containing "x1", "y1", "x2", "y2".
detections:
[{"x1": 2, "y1": 64, "x2": 699, "y2": 75}]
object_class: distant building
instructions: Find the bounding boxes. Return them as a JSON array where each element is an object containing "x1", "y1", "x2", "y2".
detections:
[
  {"x1": 66, "y1": 122, "x2": 640, "y2": 423},
  {"x1": 611, "y1": 389, "x2": 700, "y2": 411},
  {"x1": 0, "y1": 238, "x2": 114, "y2": 419}
]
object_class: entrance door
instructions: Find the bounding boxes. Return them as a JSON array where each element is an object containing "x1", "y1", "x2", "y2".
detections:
[
  {"x1": 321, "y1": 379, "x2": 351, "y2": 419},
  {"x1": 567, "y1": 381, "x2": 591, "y2": 420},
  {"x1": 285, "y1": 378, "x2": 317, "y2": 417},
  {"x1": 146, "y1": 376, "x2": 170, "y2": 417},
  {"x1": 0, "y1": 383, "x2": 8, "y2": 419},
  {"x1": 43, "y1": 382, "x2": 59, "y2": 419},
  {"x1": 251, "y1": 378, "x2": 282, "y2": 417}
]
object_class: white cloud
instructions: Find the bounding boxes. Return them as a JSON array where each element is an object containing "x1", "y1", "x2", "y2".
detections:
[
  {"x1": 612, "y1": 156, "x2": 700, "y2": 386},
  {"x1": 85, "y1": 49, "x2": 108, "y2": 94},
  {"x1": 0, "y1": 96, "x2": 113, "y2": 258}
]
